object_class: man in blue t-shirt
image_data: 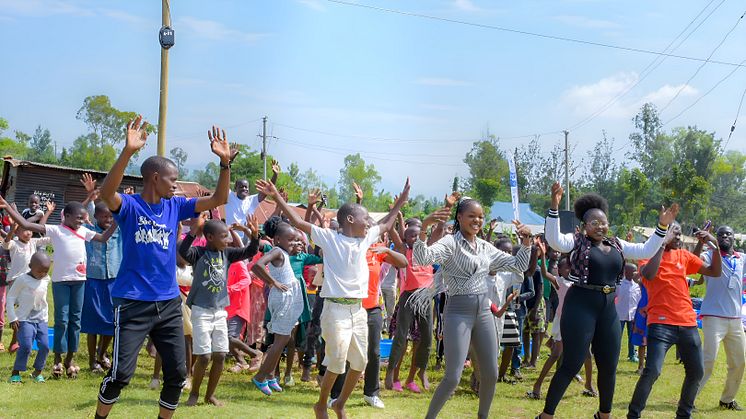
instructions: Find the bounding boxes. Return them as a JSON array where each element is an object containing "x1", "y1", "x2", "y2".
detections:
[{"x1": 95, "y1": 118, "x2": 236, "y2": 419}]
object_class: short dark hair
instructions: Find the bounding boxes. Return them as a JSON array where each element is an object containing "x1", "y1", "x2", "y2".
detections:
[
  {"x1": 140, "y1": 156, "x2": 178, "y2": 179},
  {"x1": 94, "y1": 202, "x2": 111, "y2": 216},
  {"x1": 63, "y1": 201, "x2": 85, "y2": 216},
  {"x1": 203, "y1": 220, "x2": 227, "y2": 238},
  {"x1": 573, "y1": 193, "x2": 609, "y2": 221},
  {"x1": 337, "y1": 203, "x2": 364, "y2": 225},
  {"x1": 263, "y1": 215, "x2": 295, "y2": 239}
]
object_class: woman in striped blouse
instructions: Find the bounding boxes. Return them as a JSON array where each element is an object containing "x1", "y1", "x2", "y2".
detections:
[
  {"x1": 414, "y1": 198, "x2": 532, "y2": 419},
  {"x1": 538, "y1": 182, "x2": 677, "y2": 419}
]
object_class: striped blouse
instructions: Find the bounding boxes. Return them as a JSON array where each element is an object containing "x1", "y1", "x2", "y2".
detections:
[{"x1": 413, "y1": 232, "x2": 531, "y2": 296}]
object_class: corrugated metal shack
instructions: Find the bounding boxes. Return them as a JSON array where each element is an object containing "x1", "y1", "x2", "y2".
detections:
[{"x1": 1, "y1": 158, "x2": 214, "y2": 224}]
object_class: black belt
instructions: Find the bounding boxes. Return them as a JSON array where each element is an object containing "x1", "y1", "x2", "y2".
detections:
[{"x1": 573, "y1": 283, "x2": 616, "y2": 294}]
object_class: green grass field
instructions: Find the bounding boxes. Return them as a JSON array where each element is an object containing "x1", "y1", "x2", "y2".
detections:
[
  {"x1": 1, "y1": 328, "x2": 744, "y2": 418},
  {"x1": 0, "y1": 283, "x2": 743, "y2": 418}
]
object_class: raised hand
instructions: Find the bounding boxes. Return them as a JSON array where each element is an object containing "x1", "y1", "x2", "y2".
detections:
[
  {"x1": 123, "y1": 186, "x2": 135, "y2": 195},
  {"x1": 45, "y1": 200, "x2": 56, "y2": 214},
  {"x1": 229, "y1": 142, "x2": 240, "y2": 163},
  {"x1": 535, "y1": 237, "x2": 546, "y2": 257},
  {"x1": 694, "y1": 229, "x2": 716, "y2": 246},
  {"x1": 208, "y1": 126, "x2": 233, "y2": 164},
  {"x1": 124, "y1": 115, "x2": 149, "y2": 153},
  {"x1": 423, "y1": 207, "x2": 452, "y2": 229},
  {"x1": 392, "y1": 178, "x2": 410, "y2": 209},
  {"x1": 488, "y1": 218, "x2": 498, "y2": 231},
  {"x1": 255, "y1": 179, "x2": 279, "y2": 198},
  {"x1": 271, "y1": 159, "x2": 281, "y2": 176},
  {"x1": 512, "y1": 220, "x2": 532, "y2": 245},
  {"x1": 307, "y1": 189, "x2": 320, "y2": 207},
  {"x1": 658, "y1": 203, "x2": 680, "y2": 226},
  {"x1": 80, "y1": 173, "x2": 97, "y2": 193},
  {"x1": 626, "y1": 230, "x2": 634, "y2": 242},
  {"x1": 191, "y1": 212, "x2": 208, "y2": 236},
  {"x1": 444, "y1": 191, "x2": 461, "y2": 208},
  {"x1": 371, "y1": 246, "x2": 391, "y2": 255},
  {"x1": 550, "y1": 182, "x2": 564, "y2": 210},
  {"x1": 247, "y1": 214, "x2": 260, "y2": 239},
  {"x1": 278, "y1": 187, "x2": 289, "y2": 202},
  {"x1": 352, "y1": 182, "x2": 364, "y2": 204}
]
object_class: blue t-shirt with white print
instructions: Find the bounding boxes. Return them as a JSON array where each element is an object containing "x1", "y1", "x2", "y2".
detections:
[{"x1": 112, "y1": 193, "x2": 197, "y2": 301}]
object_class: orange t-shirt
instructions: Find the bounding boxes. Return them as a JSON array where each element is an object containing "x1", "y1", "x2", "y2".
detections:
[
  {"x1": 362, "y1": 245, "x2": 388, "y2": 309},
  {"x1": 640, "y1": 249, "x2": 703, "y2": 327},
  {"x1": 401, "y1": 248, "x2": 434, "y2": 292}
]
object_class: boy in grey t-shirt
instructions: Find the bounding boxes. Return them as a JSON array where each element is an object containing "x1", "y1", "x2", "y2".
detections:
[{"x1": 178, "y1": 216, "x2": 259, "y2": 407}]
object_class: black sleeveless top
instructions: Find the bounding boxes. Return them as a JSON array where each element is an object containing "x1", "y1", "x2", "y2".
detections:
[{"x1": 587, "y1": 245, "x2": 624, "y2": 287}]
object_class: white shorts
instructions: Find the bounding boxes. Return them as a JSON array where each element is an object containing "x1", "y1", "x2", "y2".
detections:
[
  {"x1": 551, "y1": 314, "x2": 562, "y2": 341},
  {"x1": 191, "y1": 305, "x2": 229, "y2": 355},
  {"x1": 320, "y1": 300, "x2": 368, "y2": 374}
]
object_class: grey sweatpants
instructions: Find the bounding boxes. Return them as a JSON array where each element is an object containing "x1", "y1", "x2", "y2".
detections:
[{"x1": 426, "y1": 294, "x2": 498, "y2": 419}]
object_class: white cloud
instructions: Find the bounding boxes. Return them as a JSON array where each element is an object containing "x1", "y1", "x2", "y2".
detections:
[
  {"x1": 177, "y1": 16, "x2": 268, "y2": 44},
  {"x1": 554, "y1": 15, "x2": 621, "y2": 29},
  {"x1": 561, "y1": 72, "x2": 698, "y2": 119},
  {"x1": 453, "y1": 0, "x2": 480, "y2": 12},
  {"x1": 416, "y1": 77, "x2": 472, "y2": 87},
  {"x1": 297, "y1": 0, "x2": 325, "y2": 11}
]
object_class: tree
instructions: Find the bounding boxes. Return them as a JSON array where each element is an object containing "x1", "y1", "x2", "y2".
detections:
[
  {"x1": 0, "y1": 117, "x2": 29, "y2": 158},
  {"x1": 628, "y1": 103, "x2": 672, "y2": 184},
  {"x1": 581, "y1": 131, "x2": 618, "y2": 198},
  {"x1": 611, "y1": 168, "x2": 651, "y2": 235},
  {"x1": 463, "y1": 137, "x2": 509, "y2": 208},
  {"x1": 338, "y1": 154, "x2": 381, "y2": 204},
  {"x1": 710, "y1": 150, "x2": 746, "y2": 228},
  {"x1": 230, "y1": 144, "x2": 264, "y2": 188},
  {"x1": 169, "y1": 146, "x2": 188, "y2": 178},
  {"x1": 27, "y1": 125, "x2": 56, "y2": 163},
  {"x1": 191, "y1": 162, "x2": 219, "y2": 189},
  {"x1": 60, "y1": 133, "x2": 117, "y2": 171},
  {"x1": 76, "y1": 95, "x2": 154, "y2": 147}
]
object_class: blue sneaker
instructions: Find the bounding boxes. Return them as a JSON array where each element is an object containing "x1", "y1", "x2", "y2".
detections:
[{"x1": 9, "y1": 375, "x2": 22, "y2": 384}]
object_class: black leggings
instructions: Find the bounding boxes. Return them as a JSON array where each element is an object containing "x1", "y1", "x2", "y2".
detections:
[{"x1": 543, "y1": 286, "x2": 621, "y2": 415}]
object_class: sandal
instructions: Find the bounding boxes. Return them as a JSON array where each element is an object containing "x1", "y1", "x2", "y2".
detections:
[
  {"x1": 66, "y1": 365, "x2": 78, "y2": 379},
  {"x1": 267, "y1": 378, "x2": 283, "y2": 392},
  {"x1": 99, "y1": 356, "x2": 112, "y2": 370},
  {"x1": 32, "y1": 374, "x2": 46, "y2": 383},
  {"x1": 582, "y1": 389, "x2": 598, "y2": 398},
  {"x1": 526, "y1": 390, "x2": 542, "y2": 400},
  {"x1": 252, "y1": 377, "x2": 272, "y2": 396},
  {"x1": 90, "y1": 363, "x2": 105, "y2": 374},
  {"x1": 52, "y1": 363, "x2": 64, "y2": 379},
  {"x1": 9, "y1": 374, "x2": 22, "y2": 384},
  {"x1": 228, "y1": 364, "x2": 244, "y2": 374}
]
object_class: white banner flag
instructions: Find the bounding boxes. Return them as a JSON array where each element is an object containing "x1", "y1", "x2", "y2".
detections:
[{"x1": 507, "y1": 152, "x2": 520, "y2": 222}]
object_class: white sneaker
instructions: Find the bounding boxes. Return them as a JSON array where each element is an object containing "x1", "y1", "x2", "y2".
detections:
[
  {"x1": 149, "y1": 378, "x2": 160, "y2": 390},
  {"x1": 364, "y1": 395, "x2": 385, "y2": 409}
]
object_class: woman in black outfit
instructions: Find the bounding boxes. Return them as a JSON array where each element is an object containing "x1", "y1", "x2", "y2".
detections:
[{"x1": 537, "y1": 182, "x2": 678, "y2": 419}]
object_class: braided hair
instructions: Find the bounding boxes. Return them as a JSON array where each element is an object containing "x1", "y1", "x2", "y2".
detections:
[{"x1": 452, "y1": 198, "x2": 479, "y2": 235}]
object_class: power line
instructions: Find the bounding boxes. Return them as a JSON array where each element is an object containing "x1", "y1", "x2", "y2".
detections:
[
  {"x1": 567, "y1": 0, "x2": 725, "y2": 131},
  {"x1": 723, "y1": 82, "x2": 746, "y2": 151},
  {"x1": 168, "y1": 117, "x2": 264, "y2": 142},
  {"x1": 658, "y1": 8, "x2": 746, "y2": 115},
  {"x1": 324, "y1": 0, "x2": 746, "y2": 68},
  {"x1": 662, "y1": 57, "x2": 746, "y2": 126}
]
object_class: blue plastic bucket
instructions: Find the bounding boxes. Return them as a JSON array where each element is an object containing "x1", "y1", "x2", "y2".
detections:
[
  {"x1": 380, "y1": 338, "x2": 392, "y2": 359},
  {"x1": 31, "y1": 327, "x2": 54, "y2": 351}
]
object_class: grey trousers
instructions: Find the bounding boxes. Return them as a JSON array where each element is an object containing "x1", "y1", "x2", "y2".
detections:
[
  {"x1": 387, "y1": 290, "x2": 433, "y2": 372},
  {"x1": 426, "y1": 294, "x2": 498, "y2": 419},
  {"x1": 382, "y1": 288, "x2": 396, "y2": 331}
]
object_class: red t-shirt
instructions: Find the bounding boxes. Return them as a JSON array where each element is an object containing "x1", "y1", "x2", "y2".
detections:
[
  {"x1": 401, "y1": 248, "x2": 434, "y2": 292},
  {"x1": 362, "y1": 245, "x2": 387, "y2": 309},
  {"x1": 640, "y1": 249, "x2": 703, "y2": 327}
]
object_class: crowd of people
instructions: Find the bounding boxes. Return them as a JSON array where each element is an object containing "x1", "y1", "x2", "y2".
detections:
[{"x1": 0, "y1": 116, "x2": 745, "y2": 419}]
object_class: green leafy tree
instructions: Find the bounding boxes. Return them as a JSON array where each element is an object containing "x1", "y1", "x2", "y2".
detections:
[
  {"x1": 60, "y1": 133, "x2": 117, "y2": 171},
  {"x1": 229, "y1": 144, "x2": 264, "y2": 190},
  {"x1": 611, "y1": 168, "x2": 651, "y2": 235},
  {"x1": 76, "y1": 95, "x2": 155, "y2": 147},
  {"x1": 27, "y1": 125, "x2": 56, "y2": 163},
  {"x1": 191, "y1": 162, "x2": 219, "y2": 189},
  {"x1": 338, "y1": 154, "x2": 381, "y2": 204},
  {"x1": 169, "y1": 146, "x2": 189, "y2": 177},
  {"x1": 463, "y1": 137, "x2": 509, "y2": 208},
  {"x1": 0, "y1": 117, "x2": 29, "y2": 158},
  {"x1": 710, "y1": 150, "x2": 746, "y2": 228}
]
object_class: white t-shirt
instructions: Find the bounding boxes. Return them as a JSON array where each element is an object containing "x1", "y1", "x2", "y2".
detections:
[
  {"x1": 45, "y1": 224, "x2": 96, "y2": 282},
  {"x1": 4, "y1": 236, "x2": 51, "y2": 282},
  {"x1": 225, "y1": 192, "x2": 260, "y2": 227},
  {"x1": 311, "y1": 225, "x2": 381, "y2": 299}
]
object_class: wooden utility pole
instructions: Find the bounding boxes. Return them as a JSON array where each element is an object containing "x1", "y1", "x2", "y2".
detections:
[
  {"x1": 157, "y1": 0, "x2": 172, "y2": 157},
  {"x1": 261, "y1": 116, "x2": 268, "y2": 179},
  {"x1": 564, "y1": 130, "x2": 570, "y2": 210}
]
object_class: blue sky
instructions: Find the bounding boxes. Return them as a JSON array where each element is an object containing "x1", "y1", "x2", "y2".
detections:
[{"x1": 1, "y1": 0, "x2": 745, "y2": 197}]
